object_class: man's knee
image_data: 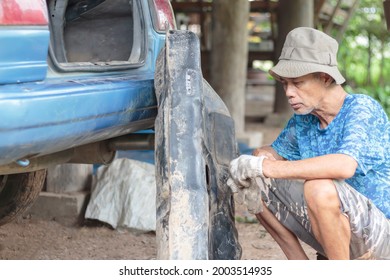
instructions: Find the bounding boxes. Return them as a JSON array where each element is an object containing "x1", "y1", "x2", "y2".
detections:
[{"x1": 304, "y1": 179, "x2": 340, "y2": 212}]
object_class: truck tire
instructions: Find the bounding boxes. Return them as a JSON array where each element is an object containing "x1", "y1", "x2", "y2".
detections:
[{"x1": 0, "y1": 170, "x2": 47, "y2": 226}]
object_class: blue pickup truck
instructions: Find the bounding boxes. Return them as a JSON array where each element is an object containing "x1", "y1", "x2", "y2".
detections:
[{"x1": 0, "y1": 0, "x2": 241, "y2": 260}]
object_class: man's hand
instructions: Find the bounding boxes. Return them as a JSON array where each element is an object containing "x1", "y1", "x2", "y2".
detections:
[
  {"x1": 229, "y1": 155, "x2": 267, "y2": 188},
  {"x1": 227, "y1": 177, "x2": 264, "y2": 214}
]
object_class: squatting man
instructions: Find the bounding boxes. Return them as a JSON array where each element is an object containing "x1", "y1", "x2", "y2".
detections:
[{"x1": 227, "y1": 27, "x2": 390, "y2": 260}]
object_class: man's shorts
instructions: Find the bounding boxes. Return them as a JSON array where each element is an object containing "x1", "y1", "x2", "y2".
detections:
[{"x1": 260, "y1": 178, "x2": 390, "y2": 260}]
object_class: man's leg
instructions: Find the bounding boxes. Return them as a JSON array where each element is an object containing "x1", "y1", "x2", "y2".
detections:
[
  {"x1": 332, "y1": 180, "x2": 390, "y2": 259},
  {"x1": 255, "y1": 178, "x2": 389, "y2": 259},
  {"x1": 255, "y1": 178, "x2": 325, "y2": 259},
  {"x1": 256, "y1": 205, "x2": 309, "y2": 260},
  {"x1": 304, "y1": 179, "x2": 351, "y2": 260}
]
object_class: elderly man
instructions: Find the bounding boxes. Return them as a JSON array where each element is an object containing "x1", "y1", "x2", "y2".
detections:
[{"x1": 228, "y1": 27, "x2": 390, "y2": 260}]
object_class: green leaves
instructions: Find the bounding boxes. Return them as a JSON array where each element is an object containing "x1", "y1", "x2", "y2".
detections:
[{"x1": 345, "y1": 85, "x2": 390, "y2": 117}]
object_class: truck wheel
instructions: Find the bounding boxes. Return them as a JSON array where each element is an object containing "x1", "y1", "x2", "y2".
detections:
[{"x1": 0, "y1": 170, "x2": 47, "y2": 226}]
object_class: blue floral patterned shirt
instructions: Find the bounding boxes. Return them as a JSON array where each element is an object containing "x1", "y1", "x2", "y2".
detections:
[{"x1": 272, "y1": 93, "x2": 390, "y2": 218}]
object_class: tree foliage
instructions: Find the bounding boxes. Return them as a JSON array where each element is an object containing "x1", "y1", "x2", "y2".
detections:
[{"x1": 339, "y1": 0, "x2": 390, "y2": 116}]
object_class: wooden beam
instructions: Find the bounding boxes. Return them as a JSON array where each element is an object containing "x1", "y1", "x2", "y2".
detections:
[
  {"x1": 171, "y1": 0, "x2": 278, "y2": 13},
  {"x1": 384, "y1": 0, "x2": 390, "y2": 30},
  {"x1": 314, "y1": 0, "x2": 326, "y2": 26},
  {"x1": 335, "y1": 0, "x2": 360, "y2": 42},
  {"x1": 249, "y1": 0, "x2": 279, "y2": 13},
  {"x1": 248, "y1": 50, "x2": 275, "y2": 62},
  {"x1": 171, "y1": 2, "x2": 212, "y2": 13},
  {"x1": 324, "y1": 0, "x2": 342, "y2": 33}
]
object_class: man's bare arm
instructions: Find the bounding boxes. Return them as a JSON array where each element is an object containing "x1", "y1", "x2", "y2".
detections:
[
  {"x1": 252, "y1": 145, "x2": 285, "y2": 161},
  {"x1": 262, "y1": 153, "x2": 358, "y2": 180}
]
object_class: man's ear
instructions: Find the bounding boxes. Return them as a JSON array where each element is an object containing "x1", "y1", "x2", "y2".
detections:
[{"x1": 320, "y1": 73, "x2": 335, "y2": 86}]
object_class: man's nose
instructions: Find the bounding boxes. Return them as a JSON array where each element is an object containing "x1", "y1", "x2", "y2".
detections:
[{"x1": 284, "y1": 83, "x2": 295, "y2": 98}]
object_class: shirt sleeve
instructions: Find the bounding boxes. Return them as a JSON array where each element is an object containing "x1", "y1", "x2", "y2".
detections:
[
  {"x1": 271, "y1": 116, "x2": 301, "y2": 161},
  {"x1": 336, "y1": 97, "x2": 388, "y2": 175}
]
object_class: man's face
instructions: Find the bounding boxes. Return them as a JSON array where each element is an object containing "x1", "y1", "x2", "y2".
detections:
[{"x1": 280, "y1": 73, "x2": 324, "y2": 115}]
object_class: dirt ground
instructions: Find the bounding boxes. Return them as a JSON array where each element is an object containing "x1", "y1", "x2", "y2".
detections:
[
  {"x1": 0, "y1": 204, "x2": 316, "y2": 260},
  {"x1": 0, "y1": 122, "x2": 317, "y2": 260}
]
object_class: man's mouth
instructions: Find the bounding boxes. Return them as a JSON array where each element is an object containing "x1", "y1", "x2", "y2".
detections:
[{"x1": 290, "y1": 103, "x2": 302, "y2": 110}]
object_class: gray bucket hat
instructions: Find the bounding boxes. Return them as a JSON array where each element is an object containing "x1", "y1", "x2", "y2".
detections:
[{"x1": 269, "y1": 27, "x2": 345, "y2": 84}]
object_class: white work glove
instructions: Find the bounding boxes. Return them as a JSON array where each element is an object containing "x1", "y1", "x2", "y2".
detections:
[
  {"x1": 229, "y1": 155, "x2": 267, "y2": 188},
  {"x1": 227, "y1": 155, "x2": 268, "y2": 214},
  {"x1": 227, "y1": 177, "x2": 264, "y2": 214}
]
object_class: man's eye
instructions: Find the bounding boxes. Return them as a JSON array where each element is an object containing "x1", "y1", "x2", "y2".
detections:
[{"x1": 294, "y1": 81, "x2": 303, "y2": 87}]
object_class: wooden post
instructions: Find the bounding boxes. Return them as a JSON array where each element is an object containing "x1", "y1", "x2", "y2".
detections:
[
  {"x1": 272, "y1": 0, "x2": 314, "y2": 117},
  {"x1": 210, "y1": 0, "x2": 249, "y2": 134}
]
